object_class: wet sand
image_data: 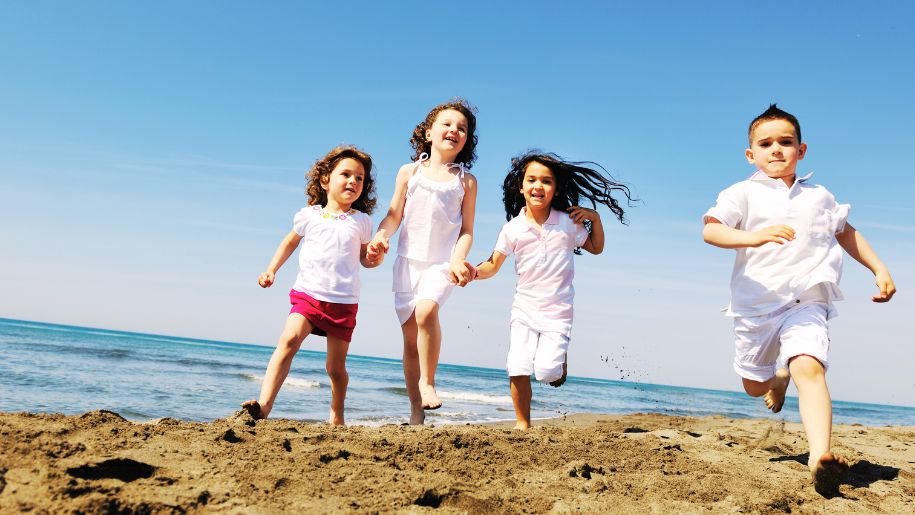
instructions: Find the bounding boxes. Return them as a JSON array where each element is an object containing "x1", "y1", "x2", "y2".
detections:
[{"x1": 1, "y1": 410, "x2": 912, "y2": 513}]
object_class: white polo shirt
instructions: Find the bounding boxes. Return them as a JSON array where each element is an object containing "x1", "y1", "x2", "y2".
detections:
[
  {"x1": 494, "y1": 207, "x2": 590, "y2": 335},
  {"x1": 292, "y1": 205, "x2": 373, "y2": 304},
  {"x1": 703, "y1": 171, "x2": 850, "y2": 317}
]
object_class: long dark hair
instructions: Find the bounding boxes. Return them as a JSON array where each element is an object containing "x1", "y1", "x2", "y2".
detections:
[{"x1": 502, "y1": 151, "x2": 634, "y2": 224}]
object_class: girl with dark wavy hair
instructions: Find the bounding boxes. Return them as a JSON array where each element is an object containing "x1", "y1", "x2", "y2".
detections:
[
  {"x1": 368, "y1": 99, "x2": 479, "y2": 424},
  {"x1": 242, "y1": 146, "x2": 384, "y2": 425},
  {"x1": 472, "y1": 151, "x2": 634, "y2": 430}
]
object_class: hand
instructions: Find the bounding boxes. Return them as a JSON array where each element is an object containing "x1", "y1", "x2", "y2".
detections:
[
  {"x1": 365, "y1": 240, "x2": 386, "y2": 265},
  {"x1": 368, "y1": 235, "x2": 390, "y2": 256},
  {"x1": 872, "y1": 269, "x2": 896, "y2": 303},
  {"x1": 567, "y1": 206, "x2": 600, "y2": 224},
  {"x1": 449, "y1": 260, "x2": 475, "y2": 287},
  {"x1": 747, "y1": 225, "x2": 795, "y2": 247},
  {"x1": 258, "y1": 271, "x2": 275, "y2": 288},
  {"x1": 459, "y1": 262, "x2": 478, "y2": 287}
]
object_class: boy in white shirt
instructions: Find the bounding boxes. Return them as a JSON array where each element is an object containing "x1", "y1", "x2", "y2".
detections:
[{"x1": 703, "y1": 104, "x2": 896, "y2": 495}]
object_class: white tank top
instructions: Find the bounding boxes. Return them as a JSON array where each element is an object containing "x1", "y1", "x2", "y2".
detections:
[{"x1": 397, "y1": 157, "x2": 465, "y2": 262}]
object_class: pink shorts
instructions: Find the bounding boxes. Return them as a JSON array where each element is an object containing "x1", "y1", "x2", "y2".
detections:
[{"x1": 289, "y1": 289, "x2": 358, "y2": 342}]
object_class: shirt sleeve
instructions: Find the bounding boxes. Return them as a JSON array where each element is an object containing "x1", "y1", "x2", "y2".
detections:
[
  {"x1": 292, "y1": 207, "x2": 311, "y2": 236},
  {"x1": 493, "y1": 223, "x2": 514, "y2": 257},
  {"x1": 574, "y1": 222, "x2": 589, "y2": 247},
  {"x1": 358, "y1": 213, "x2": 372, "y2": 244},
  {"x1": 703, "y1": 184, "x2": 744, "y2": 228}
]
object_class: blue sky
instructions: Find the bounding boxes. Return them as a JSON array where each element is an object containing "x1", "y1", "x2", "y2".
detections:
[{"x1": 2, "y1": 1, "x2": 913, "y2": 407}]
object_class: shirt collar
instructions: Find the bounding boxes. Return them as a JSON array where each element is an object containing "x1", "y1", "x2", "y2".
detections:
[
  {"x1": 518, "y1": 207, "x2": 559, "y2": 228},
  {"x1": 748, "y1": 170, "x2": 815, "y2": 184}
]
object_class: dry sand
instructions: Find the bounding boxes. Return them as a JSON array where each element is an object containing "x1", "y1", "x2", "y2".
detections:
[{"x1": 1, "y1": 410, "x2": 912, "y2": 513}]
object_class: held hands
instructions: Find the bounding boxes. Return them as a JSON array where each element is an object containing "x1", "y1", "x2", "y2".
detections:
[
  {"x1": 258, "y1": 271, "x2": 275, "y2": 288},
  {"x1": 567, "y1": 206, "x2": 600, "y2": 224},
  {"x1": 748, "y1": 225, "x2": 796, "y2": 247},
  {"x1": 450, "y1": 260, "x2": 477, "y2": 287},
  {"x1": 364, "y1": 240, "x2": 387, "y2": 266},
  {"x1": 872, "y1": 269, "x2": 897, "y2": 303}
]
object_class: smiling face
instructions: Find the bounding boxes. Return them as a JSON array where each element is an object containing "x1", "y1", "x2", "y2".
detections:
[
  {"x1": 321, "y1": 157, "x2": 365, "y2": 211},
  {"x1": 425, "y1": 109, "x2": 468, "y2": 159},
  {"x1": 746, "y1": 119, "x2": 807, "y2": 185},
  {"x1": 520, "y1": 161, "x2": 555, "y2": 214}
]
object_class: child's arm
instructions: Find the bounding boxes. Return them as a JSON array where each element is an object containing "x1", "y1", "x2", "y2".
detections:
[
  {"x1": 474, "y1": 251, "x2": 507, "y2": 280},
  {"x1": 449, "y1": 173, "x2": 478, "y2": 286},
  {"x1": 836, "y1": 223, "x2": 896, "y2": 302},
  {"x1": 569, "y1": 206, "x2": 604, "y2": 255},
  {"x1": 702, "y1": 218, "x2": 796, "y2": 249},
  {"x1": 368, "y1": 164, "x2": 412, "y2": 254},
  {"x1": 258, "y1": 230, "x2": 303, "y2": 288}
]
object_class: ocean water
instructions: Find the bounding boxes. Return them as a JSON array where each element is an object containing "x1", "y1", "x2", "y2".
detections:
[{"x1": 1, "y1": 317, "x2": 913, "y2": 426}]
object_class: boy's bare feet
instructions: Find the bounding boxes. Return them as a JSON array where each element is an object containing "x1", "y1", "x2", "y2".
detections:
[
  {"x1": 811, "y1": 453, "x2": 849, "y2": 496},
  {"x1": 514, "y1": 421, "x2": 530, "y2": 431},
  {"x1": 549, "y1": 357, "x2": 568, "y2": 388},
  {"x1": 419, "y1": 383, "x2": 442, "y2": 410},
  {"x1": 328, "y1": 409, "x2": 344, "y2": 426},
  {"x1": 241, "y1": 400, "x2": 266, "y2": 420},
  {"x1": 764, "y1": 368, "x2": 790, "y2": 413}
]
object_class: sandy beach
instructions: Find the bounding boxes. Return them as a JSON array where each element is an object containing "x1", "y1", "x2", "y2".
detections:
[{"x1": 1, "y1": 410, "x2": 912, "y2": 513}]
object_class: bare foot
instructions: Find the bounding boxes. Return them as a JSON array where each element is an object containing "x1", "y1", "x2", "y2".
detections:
[
  {"x1": 549, "y1": 357, "x2": 568, "y2": 388},
  {"x1": 419, "y1": 383, "x2": 442, "y2": 410},
  {"x1": 764, "y1": 368, "x2": 790, "y2": 413},
  {"x1": 329, "y1": 410, "x2": 344, "y2": 426},
  {"x1": 514, "y1": 421, "x2": 530, "y2": 431},
  {"x1": 811, "y1": 453, "x2": 849, "y2": 496},
  {"x1": 241, "y1": 400, "x2": 266, "y2": 420}
]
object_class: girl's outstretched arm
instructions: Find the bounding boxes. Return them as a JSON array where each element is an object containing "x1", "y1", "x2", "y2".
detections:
[
  {"x1": 369, "y1": 164, "x2": 413, "y2": 253},
  {"x1": 570, "y1": 206, "x2": 604, "y2": 255},
  {"x1": 450, "y1": 173, "x2": 478, "y2": 286},
  {"x1": 474, "y1": 251, "x2": 507, "y2": 280},
  {"x1": 259, "y1": 230, "x2": 303, "y2": 288},
  {"x1": 836, "y1": 223, "x2": 896, "y2": 302}
]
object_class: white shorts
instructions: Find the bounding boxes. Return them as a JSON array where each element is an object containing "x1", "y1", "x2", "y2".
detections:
[
  {"x1": 733, "y1": 301, "x2": 830, "y2": 382},
  {"x1": 393, "y1": 256, "x2": 455, "y2": 324},
  {"x1": 507, "y1": 321, "x2": 569, "y2": 382}
]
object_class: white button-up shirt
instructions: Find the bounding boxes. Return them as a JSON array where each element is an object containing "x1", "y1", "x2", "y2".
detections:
[
  {"x1": 704, "y1": 171, "x2": 850, "y2": 317},
  {"x1": 494, "y1": 207, "x2": 590, "y2": 334}
]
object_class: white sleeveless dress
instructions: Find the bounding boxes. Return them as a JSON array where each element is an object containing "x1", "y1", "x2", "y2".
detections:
[{"x1": 392, "y1": 158, "x2": 465, "y2": 324}]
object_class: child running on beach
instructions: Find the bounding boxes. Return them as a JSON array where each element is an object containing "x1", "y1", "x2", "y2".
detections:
[
  {"x1": 369, "y1": 99, "x2": 479, "y2": 425},
  {"x1": 242, "y1": 146, "x2": 383, "y2": 425},
  {"x1": 703, "y1": 104, "x2": 896, "y2": 495},
  {"x1": 472, "y1": 151, "x2": 633, "y2": 430}
]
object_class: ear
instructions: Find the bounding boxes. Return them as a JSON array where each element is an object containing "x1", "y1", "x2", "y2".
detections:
[
  {"x1": 320, "y1": 174, "x2": 330, "y2": 191},
  {"x1": 425, "y1": 128, "x2": 432, "y2": 142},
  {"x1": 745, "y1": 148, "x2": 755, "y2": 164},
  {"x1": 797, "y1": 142, "x2": 808, "y2": 160}
]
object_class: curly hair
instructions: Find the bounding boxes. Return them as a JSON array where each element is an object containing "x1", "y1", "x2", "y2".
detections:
[
  {"x1": 502, "y1": 151, "x2": 635, "y2": 225},
  {"x1": 305, "y1": 146, "x2": 377, "y2": 215},
  {"x1": 409, "y1": 98, "x2": 478, "y2": 168}
]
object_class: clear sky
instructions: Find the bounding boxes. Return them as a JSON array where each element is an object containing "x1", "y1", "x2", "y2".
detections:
[{"x1": 2, "y1": 1, "x2": 913, "y2": 407}]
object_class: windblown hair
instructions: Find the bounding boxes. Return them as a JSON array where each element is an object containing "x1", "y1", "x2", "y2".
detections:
[
  {"x1": 749, "y1": 103, "x2": 802, "y2": 143},
  {"x1": 502, "y1": 151, "x2": 634, "y2": 225},
  {"x1": 409, "y1": 98, "x2": 478, "y2": 168},
  {"x1": 305, "y1": 145, "x2": 377, "y2": 214}
]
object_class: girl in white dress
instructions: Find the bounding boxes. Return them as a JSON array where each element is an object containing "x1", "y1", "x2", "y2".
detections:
[{"x1": 368, "y1": 99, "x2": 479, "y2": 424}]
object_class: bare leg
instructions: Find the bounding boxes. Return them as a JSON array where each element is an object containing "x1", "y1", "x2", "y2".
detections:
[
  {"x1": 510, "y1": 375, "x2": 532, "y2": 430},
  {"x1": 414, "y1": 300, "x2": 442, "y2": 410},
  {"x1": 764, "y1": 368, "x2": 790, "y2": 413},
  {"x1": 243, "y1": 314, "x2": 312, "y2": 419},
  {"x1": 401, "y1": 314, "x2": 424, "y2": 425},
  {"x1": 325, "y1": 335, "x2": 350, "y2": 426},
  {"x1": 789, "y1": 355, "x2": 847, "y2": 494}
]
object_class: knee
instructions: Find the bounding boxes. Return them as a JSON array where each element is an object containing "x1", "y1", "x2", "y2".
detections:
[
  {"x1": 742, "y1": 378, "x2": 768, "y2": 397},
  {"x1": 276, "y1": 334, "x2": 302, "y2": 354},
  {"x1": 789, "y1": 355, "x2": 825, "y2": 380},
  {"x1": 326, "y1": 364, "x2": 348, "y2": 384},
  {"x1": 413, "y1": 303, "x2": 439, "y2": 329}
]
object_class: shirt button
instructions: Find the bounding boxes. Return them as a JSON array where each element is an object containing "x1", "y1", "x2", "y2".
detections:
[{"x1": 796, "y1": 299, "x2": 801, "y2": 304}]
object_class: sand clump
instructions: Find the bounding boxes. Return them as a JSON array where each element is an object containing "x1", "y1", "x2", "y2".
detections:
[{"x1": 1, "y1": 410, "x2": 912, "y2": 513}]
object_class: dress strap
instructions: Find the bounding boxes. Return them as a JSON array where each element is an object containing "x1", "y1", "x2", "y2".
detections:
[
  {"x1": 413, "y1": 153, "x2": 466, "y2": 178},
  {"x1": 411, "y1": 153, "x2": 428, "y2": 176}
]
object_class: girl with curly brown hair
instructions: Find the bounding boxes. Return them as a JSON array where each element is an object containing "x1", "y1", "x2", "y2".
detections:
[
  {"x1": 368, "y1": 99, "x2": 479, "y2": 424},
  {"x1": 242, "y1": 145, "x2": 383, "y2": 425}
]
